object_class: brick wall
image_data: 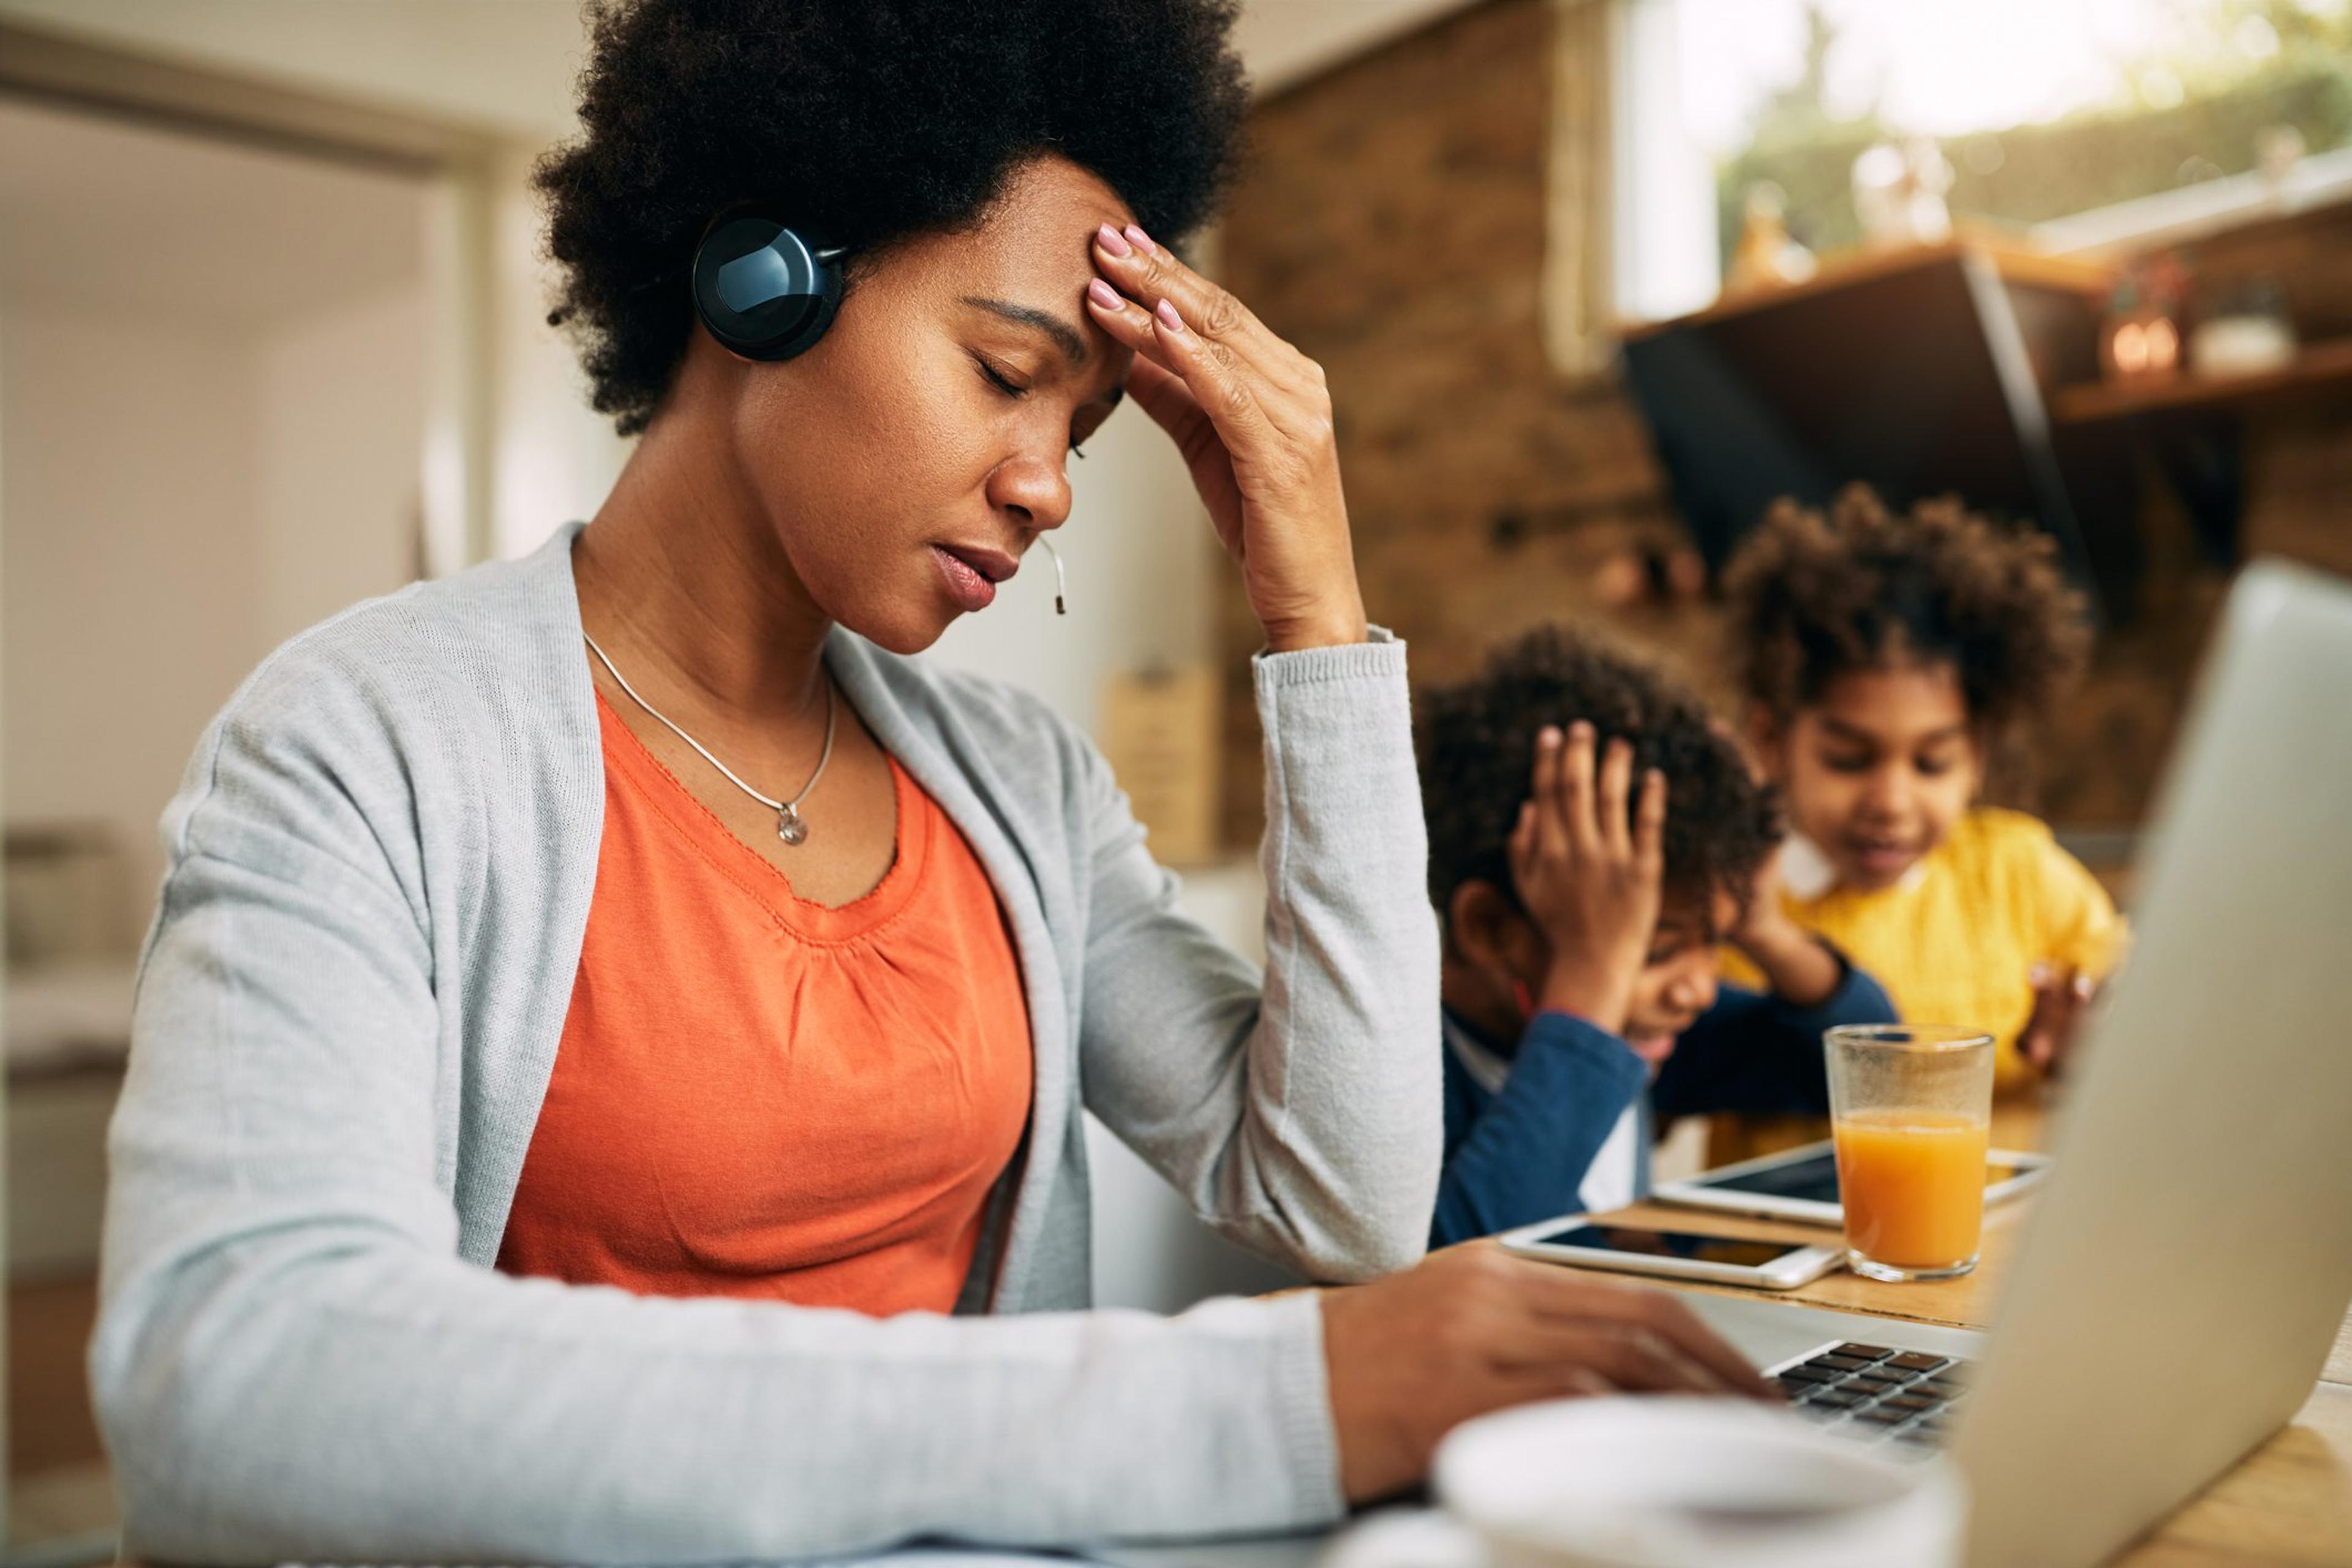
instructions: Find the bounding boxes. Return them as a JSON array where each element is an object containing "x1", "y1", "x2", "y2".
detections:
[{"x1": 1214, "y1": 0, "x2": 2348, "y2": 846}]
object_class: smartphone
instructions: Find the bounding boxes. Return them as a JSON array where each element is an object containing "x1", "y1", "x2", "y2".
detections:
[
  {"x1": 1497, "y1": 1215, "x2": 1845, "y2": 1289},
  {"x1": 1651, "y1": 1139, "x2": 2052, "y2": 1227}
]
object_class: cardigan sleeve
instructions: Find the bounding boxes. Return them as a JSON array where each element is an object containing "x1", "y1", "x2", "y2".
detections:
[{"x1": 1074, "y1": 628, "x2": 1442, "y2": 1283}]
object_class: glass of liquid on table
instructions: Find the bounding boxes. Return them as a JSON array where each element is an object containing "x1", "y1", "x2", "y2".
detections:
[{"x1": 1825, "y1": 1024, "x2": 1997, "y2": 1283}]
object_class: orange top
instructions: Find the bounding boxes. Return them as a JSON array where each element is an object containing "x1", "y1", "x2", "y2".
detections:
[{"x1": 497, "y1": 693, "x2": 1034, "y2": 1316}]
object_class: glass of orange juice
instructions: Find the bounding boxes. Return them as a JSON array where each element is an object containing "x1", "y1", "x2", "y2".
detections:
[{"x1": 1825, "y1": 1023, "x2": 1997, "y2": 1282}]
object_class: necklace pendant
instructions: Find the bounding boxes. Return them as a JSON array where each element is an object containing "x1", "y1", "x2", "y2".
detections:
[{"x1": 776, "y1": 803, "x2": 809, "y2": 846}]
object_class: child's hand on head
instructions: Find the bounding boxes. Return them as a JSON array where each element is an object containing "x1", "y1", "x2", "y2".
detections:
[
  {"x1": 1725, "y1": 840, "x2": 1847, "y2": 1009},
  {"x1": 1731, "y1": 842, "x2": 1792, "y2": 949},
  {"x1": 1508, "y1": 722, "x2": 1666, "y2": 1036}
]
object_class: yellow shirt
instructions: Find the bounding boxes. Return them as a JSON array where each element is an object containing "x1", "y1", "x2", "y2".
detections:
[{"x1": 1724, "y1": 807, "x2": 2125, "y2": 1092}]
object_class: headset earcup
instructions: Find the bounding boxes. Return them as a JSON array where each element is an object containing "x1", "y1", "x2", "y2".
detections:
[{"x1": 691, "y1": 217, "x2": 844, "y2": 362}]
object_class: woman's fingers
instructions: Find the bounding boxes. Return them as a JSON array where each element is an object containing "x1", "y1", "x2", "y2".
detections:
[
  {"x1": 1494, "y1": 1322, "x2": 1742, "y2": 1397},
  {"x1": 1091, "y1": 224, "x2": 1315, "y2": 398},
  {"x1": 1087, "y1": 284, "x2": 1279, "y2": 464},
  {"x1": 1511, "y1": 1268, "x2": 1775, "y2": 1397},
  {"x1": 1123, "y1": 358, "x2": 1217, "y2": 474},
  {"x1": 1085, "y1": 275, "x2": 1181, "y2": 379},
  {"x1": 1121, "y1": 354, "x2": 1202, "y2": 441},
  {"x1": 1151, "y1": 300, "x2": 1274, "y2": 439},
  {"x1": 1509, "y1": 1364, "x2": 1618, "y2": 1402}
]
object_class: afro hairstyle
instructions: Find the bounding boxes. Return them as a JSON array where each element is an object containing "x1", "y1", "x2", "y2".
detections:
[
  {"x1": 1722, "y1": 485, "x2": 2091, "y2": 740},
  {"x1": 537, "y1": 0, "x2": 1251, "y2": 434}
]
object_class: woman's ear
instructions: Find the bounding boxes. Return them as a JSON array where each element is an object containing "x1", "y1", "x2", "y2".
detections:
[{"x1": 1446, "y1": 880, "x2": 1547, "y2": 992}]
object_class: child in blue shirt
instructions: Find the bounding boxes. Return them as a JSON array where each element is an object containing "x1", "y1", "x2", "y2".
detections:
[{"x1": 1420, "y1": 627, "x2": 1896, "y2": 1245}]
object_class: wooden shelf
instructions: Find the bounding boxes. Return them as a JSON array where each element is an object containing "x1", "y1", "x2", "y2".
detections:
[
  {"x1": 2049, "y1": 336, "x2": 2352, "y2": 424},
  {"x1": 1616, "y1": 236, "x2": 2114, "y2": 342}
]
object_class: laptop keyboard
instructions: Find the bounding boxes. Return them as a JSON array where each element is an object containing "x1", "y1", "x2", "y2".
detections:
[{"x1": 1769, "y1": 1341, "x2": 1975, "y2": 1446}]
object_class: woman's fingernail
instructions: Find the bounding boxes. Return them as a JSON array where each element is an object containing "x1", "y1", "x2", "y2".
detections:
[
  {"x1": 1154, "y1": 298, "x2": 1185, "y2": 334},
  {"x1": 1087, "y1": 278, "x2": 1122, "y2": 311},
  {"x1": 1539, "y1": 725, "x2": 1562, "y2": 747},
  {"x1": 1095, "y1": 223, "x2": 1132, "y2": 258},
  {"x1": 1124, "y1": 224, "x2": 1156, "y2": 255}
]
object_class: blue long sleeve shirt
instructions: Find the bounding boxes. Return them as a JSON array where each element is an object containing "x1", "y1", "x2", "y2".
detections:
[{"x1": 1430, "y1": 962, "x2": 1896, "y2": 1246}]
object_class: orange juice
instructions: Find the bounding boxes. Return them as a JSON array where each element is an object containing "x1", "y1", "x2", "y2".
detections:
[{"x1": 1833, "y1": 1109, "x2": 1989, "y2": 1269}]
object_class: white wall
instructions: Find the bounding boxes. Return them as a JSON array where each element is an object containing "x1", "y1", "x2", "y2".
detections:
[
  {"x1": 487, "y1": 148, "x2": 631, "y2": 564},
  {"x1": 257, "y1": 286, "x2": 431, "y2": 639},
  {"x1": 0, "y1": 96, "x2": 434, "y2": 937},
  {"x1": 1, "y1": 283, "x2": 428, "y2": 930},
  {"x1": 1, "y1": 310, "x2": 265, "y2": 932}
]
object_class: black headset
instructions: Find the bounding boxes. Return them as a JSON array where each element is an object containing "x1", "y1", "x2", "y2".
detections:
[{"x1": 690, "y1": 214, "x2": 846, "y2": 362}]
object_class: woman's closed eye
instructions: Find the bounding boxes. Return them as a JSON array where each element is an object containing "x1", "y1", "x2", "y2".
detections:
[
  {"x1": 978, "y1": 353, "x2": 1112, "y2": 458},
  {"x1": 973, "y1": 353, "x2": 1030, "y2": 399}
]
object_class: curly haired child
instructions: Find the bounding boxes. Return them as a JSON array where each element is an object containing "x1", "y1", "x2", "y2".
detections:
[
  {"x1": 1722, "y1": 486, "x2": 2124, "y2": 1095},
  {"x1": 1420, "y1": 626, "x2": 1896, "y2": 1245}
]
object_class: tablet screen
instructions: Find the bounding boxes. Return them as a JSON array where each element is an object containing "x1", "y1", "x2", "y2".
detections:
[
  {"x1": 1703, "y1": 1149, "x2": 2035, "y2": 1200},
  {"x1": 1708, "y1": 1150, "x2": 1844, "y2": 1201}
]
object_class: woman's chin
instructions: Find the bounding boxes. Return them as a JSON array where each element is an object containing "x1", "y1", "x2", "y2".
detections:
[{"x1": 833, "y1": 598, "x2": 960, "y2": 658}]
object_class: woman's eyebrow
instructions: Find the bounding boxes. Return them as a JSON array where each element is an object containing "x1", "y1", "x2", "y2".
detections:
[{"x1": 962, "y1": 296, "x2": 1087, "y2": 365}]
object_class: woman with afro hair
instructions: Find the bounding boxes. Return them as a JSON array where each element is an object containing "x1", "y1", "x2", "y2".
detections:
[{"x1": 95, "y1": 1, "x2": 1765, "y2": 1559}]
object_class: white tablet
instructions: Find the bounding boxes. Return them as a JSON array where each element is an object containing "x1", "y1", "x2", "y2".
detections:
[
  {"x1": 1498, "y1": 1214, "x2": 1845, "y2": 1289},
  {"x1": 1651, "y1": 1138, "x2": 2051, "y2": 1227}
]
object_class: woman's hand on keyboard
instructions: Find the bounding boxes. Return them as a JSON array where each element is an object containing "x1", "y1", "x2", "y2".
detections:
[{"x1": 1319, "y1": 1242, "x2": 1776, "y2": 1504}]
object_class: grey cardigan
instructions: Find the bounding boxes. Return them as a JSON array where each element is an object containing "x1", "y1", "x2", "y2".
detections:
[{"x1": 93, "y1": 524, "x2": 1441, "y2": 1563}]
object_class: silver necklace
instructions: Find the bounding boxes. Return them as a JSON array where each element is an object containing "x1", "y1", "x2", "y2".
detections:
[{"x1": 583, "y1": 633, "x2": 836, "y2": 846}]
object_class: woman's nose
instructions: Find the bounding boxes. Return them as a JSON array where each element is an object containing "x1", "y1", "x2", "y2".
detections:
[{"x1": 987, "y1": 451, "x2": 1072, "y2": 534}]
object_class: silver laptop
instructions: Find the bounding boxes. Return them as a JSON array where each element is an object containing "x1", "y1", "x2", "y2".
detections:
[
  {"x1": 1105, "y1": 557, "x2": 2352, "y2": 1568},
  {"x1": 1691, "y1": 556, "x2": 2352, "y2": 1567}
]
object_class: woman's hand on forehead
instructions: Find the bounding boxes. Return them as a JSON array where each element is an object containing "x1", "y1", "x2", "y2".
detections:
[{"x1": 1082, "y1": 222, "x2": 1367, "y2": 652}]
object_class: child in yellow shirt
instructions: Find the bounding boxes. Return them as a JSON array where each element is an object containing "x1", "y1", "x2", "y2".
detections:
[{"x1": 1719, "y1": 487, "x2": 2125, "y2": 1095}]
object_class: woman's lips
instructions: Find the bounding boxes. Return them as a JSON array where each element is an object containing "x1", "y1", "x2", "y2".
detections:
[{"x1": 931, "y1": 544, "x2": 1005, "y2": 612}]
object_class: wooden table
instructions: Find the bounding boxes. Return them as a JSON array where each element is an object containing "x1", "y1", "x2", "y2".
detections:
[{"x1": 1596, "y1": 1100, "x2": 2352, "y2": 1566}]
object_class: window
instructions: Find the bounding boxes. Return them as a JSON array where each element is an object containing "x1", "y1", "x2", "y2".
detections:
[{"x1": 1618, "y1": 0, "x2": 2352, "y2": 317}]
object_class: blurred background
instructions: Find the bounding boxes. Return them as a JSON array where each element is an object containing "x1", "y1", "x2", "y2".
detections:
[{"x1": 1, "y1": 0, "x2": 2346, "y2": 1555}]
